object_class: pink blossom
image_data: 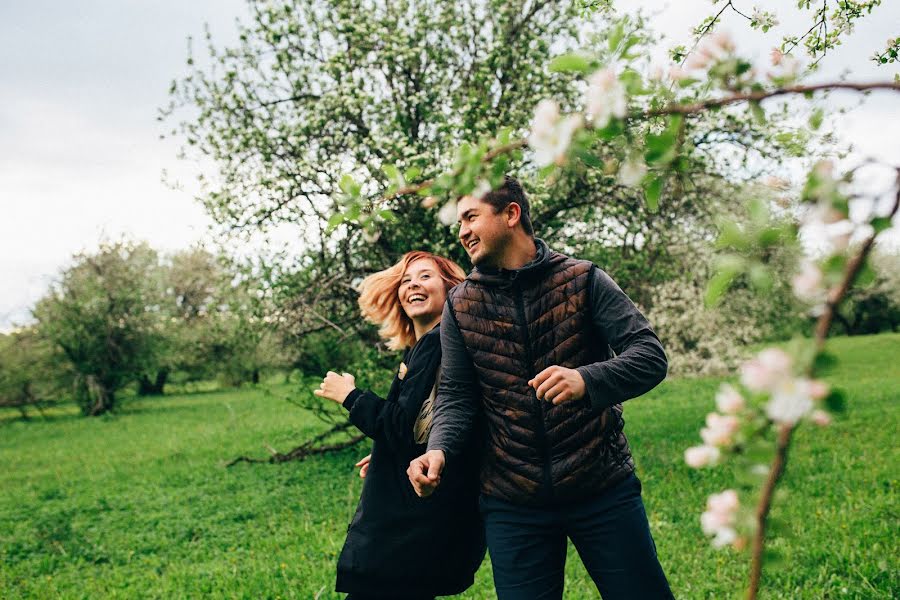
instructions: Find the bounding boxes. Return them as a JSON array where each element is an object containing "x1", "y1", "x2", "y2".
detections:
[
  {"x1": 700, "y1": 412, "x2": 741, "y2": 447},
  {"x1": 668, "y1": 65, "x2": 688, "y2": 81},
  {"x1": 708, "y1": 489, "x2": 739, "y2": 514},
  {"x1": 715, "y1": 383, "x2": 745, "y2": 414},
  {"x1": 701, "y1": 489, "x2": 740, "y2": 547},
  {"x1": 811, "y1": 409, "x2": 832, "y2": 426},
  {"x1": 420, "y1": 196, "x2": 438, "y2": 209},
  {"x1": 770, "y1": 48, "x2": 784, "y2": 66},
  {"x1": 685, "y1": 445, "x2": 721, "y2": 468},
  {"x1": 807, "y1": 379, "x2": 829, "y2": 401},
  {"x1": 792, "y1": 261, "x2": 825, "y2": 302},
  {"x1": 740, "y1": 348, "x2": 793, "y2": 392}
]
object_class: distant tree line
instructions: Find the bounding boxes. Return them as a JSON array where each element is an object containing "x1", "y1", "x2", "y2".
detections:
[{"x1": 0, "y1": 241, "x2": 291, "y2": 417}]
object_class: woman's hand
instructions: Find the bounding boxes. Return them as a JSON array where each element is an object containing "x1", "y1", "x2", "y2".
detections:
[
  {"x1": 355, "y1": 453, "x2": 371, "y2": 478},
  {"x1": 313, "y1": 371, "x2": 356, "y2": 405}
]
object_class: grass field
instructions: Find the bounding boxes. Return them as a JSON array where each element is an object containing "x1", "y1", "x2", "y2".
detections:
[{"x1": 1, "y1": 333, "x2": 897, "y2": 599}]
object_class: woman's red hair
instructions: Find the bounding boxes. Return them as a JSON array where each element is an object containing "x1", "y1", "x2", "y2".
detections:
[{"x1": 358, "y1": 251, "x2": 466, "y2": 350}]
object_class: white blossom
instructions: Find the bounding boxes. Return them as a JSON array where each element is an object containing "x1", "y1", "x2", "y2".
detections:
[
  {"x1": 715, "y1": 383, "x2": 746, "y2": 414},
  {"x1": 585, "y1": 68, "x2": 627, "y2": 128},
  {"x1": 437, "y1": 200, "x2": 458, "y2": 226},
  {"x1": 618, "y1": 158, "x2": 647, "y2": 187},
  {"x1": 528, "y1": 100, "x2": 582, "y2": 167},
  {"x1": 420, "y1": 196, "x2": 438, "y2": 209},
  {"x1": 685, "y1": 445, "x2": 721, "y2": 468},
  {"x1": 751, "y1": 7, "x2": 779, "y2": 32},
  {"x1": 766, "y1": 377, "x2": 815, "y2": 425},
  {"x1": 471, "y1": 179, "x2": 492, "y2": 200}
]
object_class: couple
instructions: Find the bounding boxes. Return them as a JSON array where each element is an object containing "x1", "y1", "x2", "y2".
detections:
[{"x1": 317, "y1": 177, "x2": 675, "y2": 599}]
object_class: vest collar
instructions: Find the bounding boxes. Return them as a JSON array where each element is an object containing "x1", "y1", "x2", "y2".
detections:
[{"x1": 469, "y1": 238, "x2": 555, "y2": 287}]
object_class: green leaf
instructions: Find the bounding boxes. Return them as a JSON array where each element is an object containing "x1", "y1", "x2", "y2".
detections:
[
  {"x1": 812, "y1": 351, "x2": 838, "y2": 375},
  {"x1": 345, "y1": 203, "x2": 361, "y2": 220},
  {"x1": 871, "y1": 216, "x2": 893, "y2": 234},
  {"x1": 705, "y1": 270, "x2": 737, "y2": 306},
  {"x1": 809, "y1": 108, "x2": 825, "y2": 130},
  {"x1": 855, "y1": 259, "x2": 876, "y2": 287},
  {"x1": 339, "y1": 174, "x2": 360, "y2": 198},
  {"x1": 705, "y1": 255, "x2": 746, "y2": 306},
  {"x1": 382, "y1": 163, "x2": 401, "y2": 182},
  {"x1": 749, "y1": 101, "x2": 766, "y2": 125},
  {"x1": 607, "y1": 22, "x2": 625, "y2": 54},
  {"x1": 549, "y1": 53, "x2": 592, "y2": 74},
  {"x1": 716, "y1": 220, "x2": 748, "y2": 250},
  {"x1": 824, "y1": 388, "x2": 847, "y2": 413},
  {"x1": 326, "y1": 212, "x2": 345, "y2": 231},
  {"x1": 757, "y1": 226, "x2": 784, "y2": 247},
  {"x1": 403, "y1": 166, "x2": 422, "y2": 182},
  {"x1": 644, "y1": 131, "x2": 677, "y2": 165},
  {"x1": 748, "y1": 263, "x2": 773, "y2": 292},
  {"x1": 643, "y1": 176, "x2": 664, "y2": 212}
]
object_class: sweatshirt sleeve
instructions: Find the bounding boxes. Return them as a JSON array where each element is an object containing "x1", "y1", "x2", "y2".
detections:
[
  {"x1": 343, "y1": 329, "x2": 441, "y2": 456},
  {"x1": 426, "y1": 299, "x2": 480, "y2": 459},
  {"x1": 576, "y1": 267, "x2": 669, "y2": 413}
]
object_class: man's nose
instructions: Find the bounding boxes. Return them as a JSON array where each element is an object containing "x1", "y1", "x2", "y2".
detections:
[{"x1": 459, "y1": 224, "x2": 470, "y2": 241}]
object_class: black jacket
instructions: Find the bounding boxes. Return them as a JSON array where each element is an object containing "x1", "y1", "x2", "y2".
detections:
[{"x1": 335, "y1": 325, "x2": 485, "y2": 597}]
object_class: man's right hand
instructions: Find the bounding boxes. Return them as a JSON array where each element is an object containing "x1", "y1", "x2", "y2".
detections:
[{"x1": 407, "y1": 449, "x2": 445, "y2": 497}]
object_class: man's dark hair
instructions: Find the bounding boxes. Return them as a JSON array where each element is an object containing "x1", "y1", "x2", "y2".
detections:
[{"x1": 481, "y1": 176, "x2": 534, "y2": 236}]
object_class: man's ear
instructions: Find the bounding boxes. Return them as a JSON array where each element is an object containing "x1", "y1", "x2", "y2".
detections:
[{"x1": 505, "y1": 202, "x2": 522, "y2": 229}]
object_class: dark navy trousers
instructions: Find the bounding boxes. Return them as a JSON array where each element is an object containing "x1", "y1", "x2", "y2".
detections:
[{"x1": 479, "y1": 474, "x2": 674, "y2": 599}]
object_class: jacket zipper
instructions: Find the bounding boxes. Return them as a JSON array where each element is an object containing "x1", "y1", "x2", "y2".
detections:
[{"x1": 514, "y1": 284, "x2": 554, "y2": 502}]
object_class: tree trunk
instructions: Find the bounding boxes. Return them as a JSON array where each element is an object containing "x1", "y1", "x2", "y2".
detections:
[{"x1": 138, "y1": 369, "x2": 169, "y2": 395}]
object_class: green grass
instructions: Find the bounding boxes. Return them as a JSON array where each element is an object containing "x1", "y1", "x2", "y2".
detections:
[{"x1": 1, "y1": 333, "x2": 897, "y2": 599}]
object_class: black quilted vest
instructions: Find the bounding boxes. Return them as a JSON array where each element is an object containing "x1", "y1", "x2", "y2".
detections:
[{"x1": 448, "y1": 250, "x2": 635, "y2": 506}]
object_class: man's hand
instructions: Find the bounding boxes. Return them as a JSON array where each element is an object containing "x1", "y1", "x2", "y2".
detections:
[
  {"x1": 528, "y1": 365, "x2": 586, "y2": 405},
  {"x1": 313, "y1": 371, "x2": 356, "y2": 405},
  {"x1": 355, "y1": 453, "x2": 371, "y2": 479},
  {"x1": 407, "y1": 449, "x2": 445, "y2": 497}
]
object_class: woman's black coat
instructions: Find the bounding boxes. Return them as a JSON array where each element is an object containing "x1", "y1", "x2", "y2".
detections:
[{"x1": 335, "y1": 325, "x2": 485, "y2": 598}]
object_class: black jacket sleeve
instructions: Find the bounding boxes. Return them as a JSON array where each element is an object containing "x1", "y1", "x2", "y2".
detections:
[
  {"x1": 576, "y1": 266, "x2": 669, "y2": 413},
  {"x1": 342, "y1": 328, "x2": 441, "y2": 456},
  {"x1": 426, "y1": 300, "x2": 480, "y2": 459}
]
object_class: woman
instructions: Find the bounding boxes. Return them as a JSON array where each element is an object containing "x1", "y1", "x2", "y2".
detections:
[{"x1": 315, "y1": 251, "x2": 485, "y2": 600}]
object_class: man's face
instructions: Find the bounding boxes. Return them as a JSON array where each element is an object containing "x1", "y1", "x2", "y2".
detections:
[{"x1": 456, "y1": 195, "x2": 510, "y2": 267}]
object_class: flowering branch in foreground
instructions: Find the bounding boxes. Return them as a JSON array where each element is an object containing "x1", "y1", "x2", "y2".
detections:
[{"x1": 685, "y1": 163, "x2": 900, "y2": 600}]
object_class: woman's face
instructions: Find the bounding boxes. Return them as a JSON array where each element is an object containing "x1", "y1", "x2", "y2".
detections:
[{"x1": 398, "y1": 259, "x2": 446, "y2": 322}]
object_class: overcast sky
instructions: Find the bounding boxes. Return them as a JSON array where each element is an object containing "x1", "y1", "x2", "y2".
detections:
[{"x1": 1, "y1": 0, "x2": 898, "y2": 331}]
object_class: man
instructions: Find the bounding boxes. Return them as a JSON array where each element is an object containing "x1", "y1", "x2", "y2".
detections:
[{"x1": 407, "y1": 176, "x2": 674, "y2": 599}]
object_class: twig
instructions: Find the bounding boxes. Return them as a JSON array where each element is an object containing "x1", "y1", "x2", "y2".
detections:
[{"x1": 225, "y1": 420, "x2": 366, "y2": 466}]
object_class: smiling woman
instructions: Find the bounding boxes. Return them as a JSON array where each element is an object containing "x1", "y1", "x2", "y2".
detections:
[{"x1": 313, "y1": 250, "x2": 485, "y2": 600}]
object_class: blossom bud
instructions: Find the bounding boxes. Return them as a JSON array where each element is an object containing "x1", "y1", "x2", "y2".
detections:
[
  {"x1": 685, "y1": 445, "x2": 721, "y2": 468},
  {"x1": 715, "y1": 383, "x2": 745, "y2": 414}
]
